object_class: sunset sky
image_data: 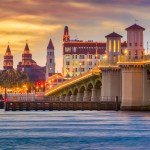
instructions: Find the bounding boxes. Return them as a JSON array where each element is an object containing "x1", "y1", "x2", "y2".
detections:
[{"x1": 0, "y1": 0, "x2": 150, "y2": 72}]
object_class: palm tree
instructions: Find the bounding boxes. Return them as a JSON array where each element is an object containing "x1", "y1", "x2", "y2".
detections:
[{"x1": 0, "y1": 69, "x2": 29, "y2": 99}]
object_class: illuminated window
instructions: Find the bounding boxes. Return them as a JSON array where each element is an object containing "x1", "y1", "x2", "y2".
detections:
[
  {"x1": 114, "y1": 40, "x2": 116, "y2": 52},
  {"x1": 109, "y1": 40, "x2": 111, "y2": 52},
  {"x1": 65, "y1": 47, "x2": 71, "y2": 52},
  {"x1": 118, "y1": 40, "x2": 120, "y2": 52},
  {"x1": 66, "y1": 55, "x2": 70, "y2": 59}
]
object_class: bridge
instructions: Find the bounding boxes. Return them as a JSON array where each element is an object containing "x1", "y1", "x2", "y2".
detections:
[{"x1": 45, "y1": 55, "x2": 150, "y2": 111}]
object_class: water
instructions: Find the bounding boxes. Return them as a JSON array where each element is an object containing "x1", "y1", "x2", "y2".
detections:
[{"x1": 0, "y1": 110, "x2": 150, "y2": 150}]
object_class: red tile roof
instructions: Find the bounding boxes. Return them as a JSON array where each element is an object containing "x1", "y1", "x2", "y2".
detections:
[{"x1": 125, "y1": 24, "x2": 145, "y2": 31}]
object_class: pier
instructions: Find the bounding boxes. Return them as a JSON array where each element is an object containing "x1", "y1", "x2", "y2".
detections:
[{"x1": 4, "y1": 101, "x2": 120, "y2": 111}]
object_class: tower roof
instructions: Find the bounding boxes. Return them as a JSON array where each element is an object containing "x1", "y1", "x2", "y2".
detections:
[
  {"x1": 6, "y1": 45, "x2": 11, "y2": 53},
  {"x1": 105, "y1": 32, "x2": 122, "y2": 38},
  {"x1": 24, "y1": 43, "x2": 29, "y2": 51},
  {"x1": 125, "y1": 24, "x2": 145, "y2": 31},
  {"x1": 47, "y1": 38, "x2": 54, "y2": 49}
]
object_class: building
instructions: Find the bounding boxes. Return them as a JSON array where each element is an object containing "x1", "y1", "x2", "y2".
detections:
[
  {"x1": 45, "y1": 38, "x2": 55, "y2": 81},
  {"x1": 3, "y1": 44, "x2": 13, "y2": 70},
  {"x1": 17, "y1": 42, "x2": 46, "y2": 82},
  {"x1": 63, "y1": 26, "x2": 127, "y2": 78}
]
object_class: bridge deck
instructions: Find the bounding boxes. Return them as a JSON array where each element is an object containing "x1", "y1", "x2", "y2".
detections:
[{"x1": 4, "y1": 101, "x2": 120, "y2": 111}]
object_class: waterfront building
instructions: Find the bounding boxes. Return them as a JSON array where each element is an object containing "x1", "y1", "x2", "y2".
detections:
[
  {"x1": 63, "y1": 26, "x2": 127, "y2": 78},
  {"x1": 45, "y1": 38, "x2": 56, "y2": 81},
  {"x1": 3, "y1": 44, "x2": 13, "y2": 70}
]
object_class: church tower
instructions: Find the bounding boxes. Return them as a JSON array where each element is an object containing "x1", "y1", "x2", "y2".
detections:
[
  {"x1": 63, "y1": 26, "x2": 70, "y2": 42},
  {"x1": 22, "y1": 42, "x2": 32, "y2": 71},
  {"x1": 3, "y1": 44, "x2": 13, "y2": 70},
  {"x1": 125, "y1": 24, "x2": 145, "y2": 59},
  {"x1": 46, "y1": 38, "x2": 55, "y2": 81}
]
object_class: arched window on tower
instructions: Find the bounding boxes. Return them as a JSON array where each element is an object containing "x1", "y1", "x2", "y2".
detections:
[
  {"x1": 109, "y1": 40, "x2": 111, "y2": 52},
  {"x1": 114, "y1": 40, "x2": 116, "y2": 52}
]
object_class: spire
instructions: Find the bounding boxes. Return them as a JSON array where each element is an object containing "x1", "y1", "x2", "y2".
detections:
[
  {"x1": 24, "y1": 40, "x2": 29, "y2": 51},
  {"x1": 63, "y1": 26, "x2": 70, "y2": 42},
  {"x1": 47, "y1": 38, "x2": 54, "y2": 49},
  {"x1": 6, "y1": 44, "x2": 11, "y2": 53}
]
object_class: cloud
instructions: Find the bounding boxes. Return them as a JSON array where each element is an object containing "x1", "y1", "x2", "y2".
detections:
[{"x1": 0, "y1": 0, "x2": 149, "y2": 71}]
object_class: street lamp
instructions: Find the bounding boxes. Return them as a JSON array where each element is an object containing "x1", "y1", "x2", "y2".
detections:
[{"x1": 79, "y1": 61, "x2": 82, "y2": 75}]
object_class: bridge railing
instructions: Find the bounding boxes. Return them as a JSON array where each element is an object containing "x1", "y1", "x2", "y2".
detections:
[{"x1": 118, "y1": 55, "x2": 150, "y2": 63}]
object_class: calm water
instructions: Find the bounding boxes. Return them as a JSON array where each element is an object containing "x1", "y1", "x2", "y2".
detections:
[{"x1": 0, "y1": 110, "x2": 150, "y2": 150}]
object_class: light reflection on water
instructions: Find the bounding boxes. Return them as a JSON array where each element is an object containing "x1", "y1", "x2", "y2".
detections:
[{"x1": 0, "y1": 110, "x2": 150, "y2": 150}]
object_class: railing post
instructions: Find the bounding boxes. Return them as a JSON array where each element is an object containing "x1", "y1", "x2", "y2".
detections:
[{"x1": 115, "y1": 96, "x2": 119, "y2": 111}]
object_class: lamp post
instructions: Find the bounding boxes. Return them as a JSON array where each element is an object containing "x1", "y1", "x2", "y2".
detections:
[
  {"x1": 79, "y1": 61, "x2": 82, "y2": 75},
  {"x1": 87, "y1": 52, "x2": 89, "y2": 71}
]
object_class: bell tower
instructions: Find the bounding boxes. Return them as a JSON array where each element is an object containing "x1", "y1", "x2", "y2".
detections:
[
  {"x1": 46, "y1": 38, "x2": 55, "y2": 81},
  {"x1": 22, "y1": 41, "x2": 32, "y2": 68},
  {"x1": 3, "y1": 44, "x2": 13, "y2": 70},
  {"x1": 63, "y1": 26, "x2": 70, "y2": 42}
]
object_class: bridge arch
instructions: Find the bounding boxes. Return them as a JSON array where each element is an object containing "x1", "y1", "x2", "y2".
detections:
[
  {"x1": 73, "y1": 88, "x2": 78, "y2": 95},
  {"x1": 67, "y1": 90, "x2": 73, "y2": 96},
  {"x1": 94, "y1": 80, "x2": 102, "y2": 89},
  {"x1": 79, "y1": 86, "x2": 86, "y2": 93}
]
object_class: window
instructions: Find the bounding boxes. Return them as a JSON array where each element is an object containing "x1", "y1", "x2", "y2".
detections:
[
  {"x1": 135, "y1": 43, "x2": 137, "y2": 46},
  {"x1": 76, "y1": 55, "x2": 78, "y2": 59},
  {"x1": 89, "y1": 61, "x2": 92, "y2": 65},
  {"x1": 79, "y1": 55, "x2": 84, "y2": 59},
  {"x1": 66, "y1": 61, "x2": 70, "y2": 65},
  {"x1": 81, "y1": 68, "x2": 84, "y2": 72},
  {"x1": 118, "y1": 40, "x2": 120, "y2": 52},
  {"x1": 129, "y1": 43, "x2": 132, "y2": 46},
  {"x1": 109, "y1": 40, "x2": 111, "y2": 52},
  {"x1": 50, "y1": 52, "x2": 51, "y2": 55},
  {"x1": 89, "y1": 55, "x2": 92, "y2": 59},
  {"x1": 65, "y1": 47, "x2": 71, "y2": 52},
  {"x1": 140, "y1": 43, "x2": 143, "y2": 46},
  {"x1": 114, "y1": 40, "x2": 116, "y2": 52},
  {"x1": 72, "y1": 55, "x2": 74, "y2": 59},
  {"x1": 75, "y1": 68, "x2": 77, "y2": 72},
  {"x1": 66, "y1": 55, "x2": 70, "y2": 59},
  {"x1": 50, "y1": 59, "x2": 52, "y2": 63}
]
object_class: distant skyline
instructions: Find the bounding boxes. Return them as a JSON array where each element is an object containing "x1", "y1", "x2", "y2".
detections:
[{"x1": 0, "y1": 0, "x2": 150, "y2": 72}]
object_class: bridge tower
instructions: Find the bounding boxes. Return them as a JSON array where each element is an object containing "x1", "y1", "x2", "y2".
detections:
[
  {"x1": 120, "y1": 24, "x2": 150, "y2": 110},
  {"x1": 105, "y1": 32, "x2": 122, "y2": 64},
  {"x1": 101, "y1": 32, "x2": 122, "y2": 100}
]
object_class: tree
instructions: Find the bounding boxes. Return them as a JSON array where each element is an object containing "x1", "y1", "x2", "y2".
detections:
[{"x1": 0, "y1": 69, "x2": 29, "y2": 90}]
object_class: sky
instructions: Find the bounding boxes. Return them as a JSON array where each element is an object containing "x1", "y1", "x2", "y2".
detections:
[{"x1": 0, "y1": 0, "x2": 150, "y2": 72}]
